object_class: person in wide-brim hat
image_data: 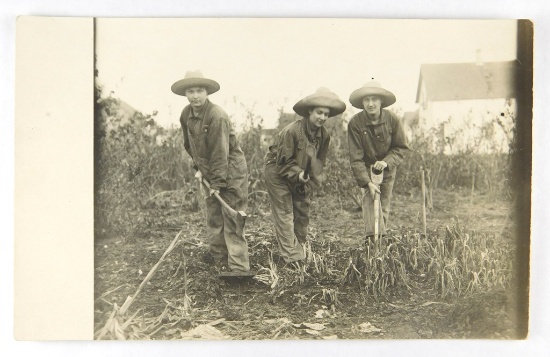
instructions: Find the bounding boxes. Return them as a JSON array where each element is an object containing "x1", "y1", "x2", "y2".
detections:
[
  {"x1": 171, "y1": 69, "x2": 220, "y2": 96},
  {"x1": 346, "y1": 79, "x2": 409, "y2": 244},
  {"x1": 263, "y1": 87, "x2": 345, "y2": 264},
  {"x1": 293, "y1": 87, "x2": 347, "y2": 118},
  {"x1": 349, "y1": 80, "x2": 396, "y2": 109},
  {"x1": 174, "y1": 69, "x2": 252, "y2": 276}
]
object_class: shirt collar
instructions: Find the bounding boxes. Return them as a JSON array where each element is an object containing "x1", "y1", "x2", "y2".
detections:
[
  {"x1": 302, "y1": 117, "x2": 323, "y2": 142},
  {"x1": 187, "y1": 99, "x2": 211, "y2": 120},
  {"x1": 360, "y1": 108, "x2": 388, "y2": 125}
]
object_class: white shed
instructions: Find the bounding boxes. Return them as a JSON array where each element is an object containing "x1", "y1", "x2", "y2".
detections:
[{"x1": 415, "y1": 60, "x2": 517, "y2": 153}]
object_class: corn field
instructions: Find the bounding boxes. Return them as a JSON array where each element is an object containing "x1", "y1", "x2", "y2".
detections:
[
  {"x1": 95, "y1": 82, "x2": 516, "y2": 236},
  {"x1": 94, "y1": 84, "x2": 520, "y2": 340}
]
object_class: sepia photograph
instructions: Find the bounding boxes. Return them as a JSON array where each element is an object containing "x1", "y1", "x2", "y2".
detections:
[{"x1": 92, "y1": 18, "x2": 532, "y2": 340}]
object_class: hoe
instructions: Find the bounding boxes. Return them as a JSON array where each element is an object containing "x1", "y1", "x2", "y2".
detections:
[{"x1": 201, "y1": 178, "x2": 247, "y2": 238}]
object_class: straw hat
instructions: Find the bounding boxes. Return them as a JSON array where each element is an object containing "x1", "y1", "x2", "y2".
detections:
[
  {"x1": 349, "y1": 80, "x2": 396, "y2": 109},
  {"x1": 171, "y1": 70, "x2": 220, "y2": 96},
  {"x1": 293, "y1": 87, "x2": 346, "y2": 118}
]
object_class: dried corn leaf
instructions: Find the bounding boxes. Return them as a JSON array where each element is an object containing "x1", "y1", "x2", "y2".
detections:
[
  {"x1": 113, "y1": 318, "x2": 127, "y2": 340},
  {"x1": 292, "y1": 322, "x2": 326, "y2": 331},
  {"x1": 358, "y1": 322, "x2": 382, "y2": 334},
  {"x1": 180, "y1": 324, "x2": 231, "y2": 340},
  {"x1": 304, "y1": 329, "x2": 321, "y2": 336},
  {"x1": 315, "y1": 309, "x2": 331, "y2": 318}
]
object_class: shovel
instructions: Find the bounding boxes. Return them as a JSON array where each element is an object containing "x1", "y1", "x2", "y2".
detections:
[
  {"x1": 296, "y1": 144, "x2": 318, "y2": 196},
  {"x1": 296, "y1": 155, "x2": 312, "y2": 197},
  {"x1": 370, "y1": 167, "x2": 384, "y2": 241},
  {"x1": 200, "y1": 178, "x2": 247, "y2": 237}
]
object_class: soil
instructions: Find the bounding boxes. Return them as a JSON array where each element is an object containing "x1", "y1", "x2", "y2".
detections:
[{"x1": 94, "y1": 188, "x2": 521, "y2": 340}]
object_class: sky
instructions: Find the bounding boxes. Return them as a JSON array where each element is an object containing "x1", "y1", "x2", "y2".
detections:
[{"x1": 96, "y1": 19, "x2": 518, "y2": 130}]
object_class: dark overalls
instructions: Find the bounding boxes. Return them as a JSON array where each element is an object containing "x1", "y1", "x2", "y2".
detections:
[
  {"x1": 181, "y1": 99, "x2": 250, "y2": 271},
  {"x1": 264, "y1": 118, "x2": 330, "y2": 262}
]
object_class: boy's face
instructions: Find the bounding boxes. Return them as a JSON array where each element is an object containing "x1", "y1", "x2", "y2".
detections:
[
  {"x1": 362, "y1": 95, "x2": 383, "y2": 116},
  {"x1": 185, "y1": 87, "x2": 208, "y2": 110}
]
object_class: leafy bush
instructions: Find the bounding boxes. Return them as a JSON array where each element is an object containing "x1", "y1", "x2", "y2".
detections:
[{"x1": 95, "y1": 93, "x2": 194, "y2": 238}]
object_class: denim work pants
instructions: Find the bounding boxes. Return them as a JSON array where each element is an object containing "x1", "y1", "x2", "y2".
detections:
[
  {"x1": 264, "y1": 162, "x2": 310, "y2": 263},
  {"x1": 361, "y1": 173, "x2": 395, "y2": 237},
  {"x1": 204, "y1": 173, "x2": 250, "y2": 272}
]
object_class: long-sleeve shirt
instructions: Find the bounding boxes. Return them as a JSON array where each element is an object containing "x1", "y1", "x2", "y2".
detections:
[
  {"x1": 180, "y1": 99, "x2": 247, "y2": 191},
  {"x1": 347, "y1": 109, "x2": 409, "y2": 188},
  {"x1": 265, "y1": 118, "x2": 330, "y2": 185}
]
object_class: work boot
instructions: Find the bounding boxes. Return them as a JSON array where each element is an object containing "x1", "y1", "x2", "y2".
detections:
[{"x1": 218, "y1": 265, "x2": 256, "y2": 278}]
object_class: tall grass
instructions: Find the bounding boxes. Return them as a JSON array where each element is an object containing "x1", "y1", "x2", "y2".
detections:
[{"x1": 340, "y1": 227, "x2": 513, "y2": 299}]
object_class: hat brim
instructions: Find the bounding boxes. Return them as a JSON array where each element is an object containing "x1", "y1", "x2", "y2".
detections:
[
  {"x1": 349, "y1": 88, "x2": 396, "y2": 109},
  {"x1": 171, "y1": 78, "x2": 220, "y2": 96},
  {"x1": 293, "y1": 94, "x2": 346, "y2": 118}
]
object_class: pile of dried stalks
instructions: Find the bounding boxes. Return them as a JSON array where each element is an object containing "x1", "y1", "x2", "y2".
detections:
[{"x1": 95, "y1": 229, "x2": 192, "y2": 340}]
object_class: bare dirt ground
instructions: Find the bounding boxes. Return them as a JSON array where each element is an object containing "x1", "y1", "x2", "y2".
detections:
[{"x1": 94, "y1": 188, "x2": 520, "y2": 340}]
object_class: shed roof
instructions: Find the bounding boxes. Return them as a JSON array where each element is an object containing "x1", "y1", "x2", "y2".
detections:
[{"x1": 416, "y1": 60, "x2": 518, "y2": 103}]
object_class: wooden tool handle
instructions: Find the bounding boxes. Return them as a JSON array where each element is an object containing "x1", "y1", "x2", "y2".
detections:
[
  {"x1": 304, "y1": 156, "x2": 312, "y2": 180},
  {"x1": 201, "y1": 178, "x2": 238, "y2": 216}
]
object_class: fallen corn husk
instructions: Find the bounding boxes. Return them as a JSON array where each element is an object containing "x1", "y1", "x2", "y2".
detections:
[
  {"x1": 358, "y1": 322, "x2": 382, "y2": 334},
  {"x1": 96, "y1": 229, "x2": 186, "y2": 340},
  {"x1": 180, "y1": 324, "x2": 231, "y2": 340},
  {"x1": 292, "y1": 322, "x2": 326, "y2": 331}
]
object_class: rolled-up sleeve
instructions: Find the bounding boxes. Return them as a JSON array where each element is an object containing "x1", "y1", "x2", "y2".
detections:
[{"x1": 347, "y1": 119, "x2": 371, "y2": 188}]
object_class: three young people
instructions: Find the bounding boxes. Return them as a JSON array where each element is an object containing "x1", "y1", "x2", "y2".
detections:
[{"x1": 172, "y1": 70, "x2": 409, "y2": 271}]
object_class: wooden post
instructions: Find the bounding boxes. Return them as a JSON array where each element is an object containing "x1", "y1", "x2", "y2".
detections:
[
  {"x1": 421, "y1": 167, "x2": 427, "y2": 236},
  {"x1": 374, "y1": 192, "x2": 380, "y2": 241}
]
